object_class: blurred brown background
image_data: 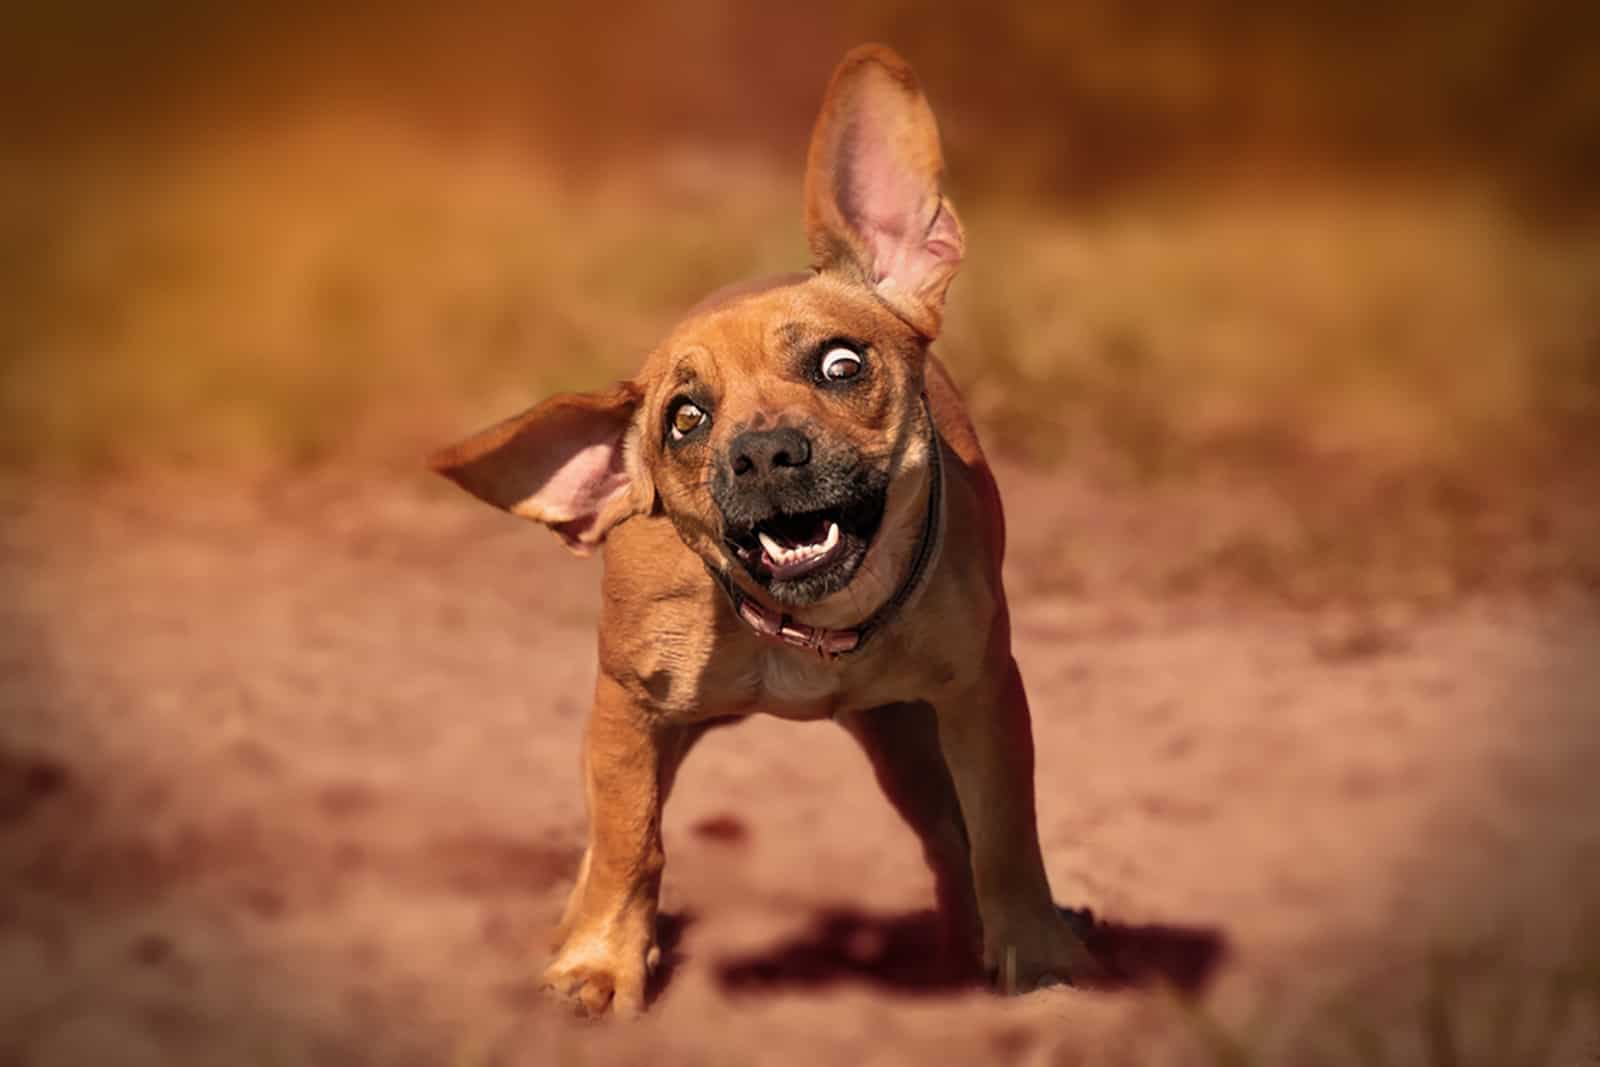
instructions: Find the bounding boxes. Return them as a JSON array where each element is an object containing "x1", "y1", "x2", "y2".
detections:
[
  {"x1": 2, "y1": 5, "x2": 1599, "y2": 1066},
  {"x1": 5, "y1": 2, "x2": 1598, "y2": 492},
  {"x1": 9, "y1": 1, "x2": 1600, "y2": 194}
]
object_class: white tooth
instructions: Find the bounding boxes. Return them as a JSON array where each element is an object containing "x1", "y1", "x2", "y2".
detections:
[{"x1": 758, "y1": 521, "x2": 841, "y2": 571}]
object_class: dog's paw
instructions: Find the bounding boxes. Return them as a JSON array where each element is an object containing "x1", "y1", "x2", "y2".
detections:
[
  {"x1": 987, "y1": 912, "x2": 1103, "y2": 994},
  {"x1": 541, "y1": 928, "x2": 655, "y2": 1018}
]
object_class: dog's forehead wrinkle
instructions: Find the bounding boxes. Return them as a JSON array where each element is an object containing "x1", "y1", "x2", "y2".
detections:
[
  {"x1": 774, "y1": 320, "x2": 808, "y2": 351},
  {"x1": 654, "y1": 347, "x2": 728, "y2": 422}
]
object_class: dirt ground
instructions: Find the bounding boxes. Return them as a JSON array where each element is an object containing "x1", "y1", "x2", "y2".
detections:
[{"x1": 1, "y1": 467, "x2": 1597, "y2": 1066}]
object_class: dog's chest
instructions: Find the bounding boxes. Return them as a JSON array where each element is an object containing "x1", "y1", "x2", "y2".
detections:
[{"x1": 747, "y1": 647, "x2": 842, "y2": 717}]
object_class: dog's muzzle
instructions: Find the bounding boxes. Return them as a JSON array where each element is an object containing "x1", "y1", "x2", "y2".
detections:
[
  {"x1": 711, "y1": 427, "x2": 889, "y2": 606},
  {"x1": 705, "y1": 395, "x2": 945, "y2": 654}
]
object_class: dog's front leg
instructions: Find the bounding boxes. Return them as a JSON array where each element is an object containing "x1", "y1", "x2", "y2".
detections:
[
  {"x1": 936, "y1": 654, "x2": 1098, "y2": 992},
  {"x1": 543, "y1": 673, "x2": 672, "y2": 1018}
]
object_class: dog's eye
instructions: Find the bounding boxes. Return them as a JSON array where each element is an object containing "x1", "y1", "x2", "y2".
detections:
[
  {"x1": 820, "y1": 346, "x2": 863, "y2": 382},
  {"x1": 669, "y1": 401, "x2": 708, "y2": 440}
]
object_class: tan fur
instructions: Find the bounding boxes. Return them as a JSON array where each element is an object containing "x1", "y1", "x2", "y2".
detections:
[{"x1": 432, "y1": 44, "x2": 1095, "y2": 1017}]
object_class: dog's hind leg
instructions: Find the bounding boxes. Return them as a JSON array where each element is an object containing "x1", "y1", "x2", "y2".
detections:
[{"x1": 838, "y1": 700, "x2": 982, "y2": 981}]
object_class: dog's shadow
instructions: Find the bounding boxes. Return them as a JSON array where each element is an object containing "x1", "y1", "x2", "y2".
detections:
[
  {"x1": 703, "y1": 906, "x2": 1225, "y2": 998},
  {"x1": 646, "y1": 911, "x2": 698, "y2": 1001}
]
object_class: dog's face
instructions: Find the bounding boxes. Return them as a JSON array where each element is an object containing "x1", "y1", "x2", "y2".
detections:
[
  {"x1": 432, "y1": 47, "x2": 964, "y2": 610},
  {"x1": 634, "y1": 274, "x2": 931, "y2": 605}
]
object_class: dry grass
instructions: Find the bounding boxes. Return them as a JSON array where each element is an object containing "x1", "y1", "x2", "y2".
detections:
[
  {"x1": 947, "y1": 189, "x2": 1600, "y2": 473},
  {"x1": 0, "y1": 131, "x2": 794, "y2": 469}
]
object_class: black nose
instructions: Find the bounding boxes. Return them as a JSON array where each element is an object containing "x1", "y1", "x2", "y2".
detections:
[{"x1": 729, "y1": 427, "x2": 812, "y2": 478}]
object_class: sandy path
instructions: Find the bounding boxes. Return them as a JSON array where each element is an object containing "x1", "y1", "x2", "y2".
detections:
[{"x1": 1, "y1": 469, "x2": 1596, "y2": 1066}]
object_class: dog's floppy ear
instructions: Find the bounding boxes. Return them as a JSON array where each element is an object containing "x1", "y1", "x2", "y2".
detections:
[
  {"x1": 804, "y1": 44, "x2": 965, "y2": 339},
  {"x1": 429, "y1": 381, "x2": 652, "y2": 555}
]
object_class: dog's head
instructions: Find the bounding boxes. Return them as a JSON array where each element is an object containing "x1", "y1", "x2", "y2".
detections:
[{"x1": 431, "y1": 46, "x2": 964, "y2": 609}]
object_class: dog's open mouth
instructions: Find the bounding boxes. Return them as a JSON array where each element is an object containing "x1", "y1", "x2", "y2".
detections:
[
  {"x1": 755, "y1": 511, "x2": 844, "y2": 579},
  {"x1": 724, "y1": 490, "x2": 887, "y2": 605}
]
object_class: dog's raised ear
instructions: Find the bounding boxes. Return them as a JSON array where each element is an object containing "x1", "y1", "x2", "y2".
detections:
[
  {"x1": 805, "y1": 44, "x2": 965, "y2": 339},
  {"x1": 429, "y1": 381, "x2": 651, "y2": 555}
]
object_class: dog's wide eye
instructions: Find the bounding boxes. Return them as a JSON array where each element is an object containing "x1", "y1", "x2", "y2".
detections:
[
  {"x1": 669, "y1": 401, "x2": 708, "y2": 440},
  {"x1": 820, "y1": 346, "x2": 863, "y2": 382}
]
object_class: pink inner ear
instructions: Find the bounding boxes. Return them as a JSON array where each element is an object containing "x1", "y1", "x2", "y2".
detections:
[
  {"x1": 433, "y1": 384, "x2": 643, "y2": 551},
  {"x1": 841, "y1": 115, "x2": 961, "y2": 305},
  {"x1": 852, "y1": 129, "x2": 926, "y2": 274},
  {"x1": 513, "y1": 421, "x2": 641, "y2": 552},
  {"x1": 536, "y1": 440, "x2": 630, "y2": 524}
]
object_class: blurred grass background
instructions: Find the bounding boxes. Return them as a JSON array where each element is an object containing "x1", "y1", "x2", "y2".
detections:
[{"x1": 1, "y1": 1, "x2": 1597, "y2": 594}]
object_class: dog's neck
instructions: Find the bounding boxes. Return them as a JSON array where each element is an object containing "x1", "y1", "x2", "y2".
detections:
[{"x1": 709, "y1": 397, "x2": 944, "y2": 655}]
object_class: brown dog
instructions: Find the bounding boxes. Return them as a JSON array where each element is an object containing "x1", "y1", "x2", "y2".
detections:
[{"x1": 431, "y1": 44, "x2": 1094, "y2": 1016}]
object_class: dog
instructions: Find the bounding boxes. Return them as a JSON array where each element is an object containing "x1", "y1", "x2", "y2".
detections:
[{"x1": 430, "y1": 44, "x2": 1096, "y2": 1017}]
